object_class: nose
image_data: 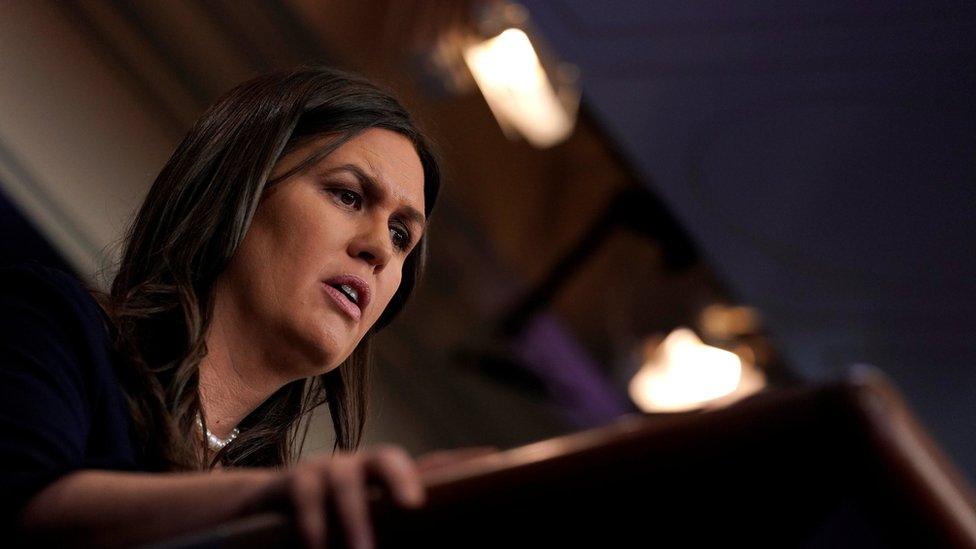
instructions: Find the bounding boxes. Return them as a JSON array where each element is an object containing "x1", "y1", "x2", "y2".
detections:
[{"x1": 349, "y1": 215, "x2": 392, "y2": 272}]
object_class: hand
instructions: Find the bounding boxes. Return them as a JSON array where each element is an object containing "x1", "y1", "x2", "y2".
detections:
[{"x1": 262, "y1": 445, "x2": 425, "y2": 549}]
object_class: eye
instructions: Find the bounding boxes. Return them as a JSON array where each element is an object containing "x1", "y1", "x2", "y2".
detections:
[
  {"x1": 390, "y1": 224, "x2": 412, "y2": 252},
  {"x1": 329, "y1": 188, "x2": 363, "y2": 210}
]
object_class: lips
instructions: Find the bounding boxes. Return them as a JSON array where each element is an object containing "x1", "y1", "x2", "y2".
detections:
[{"x1": 323, "y1": 274, "x2": 371, "y2": 321}]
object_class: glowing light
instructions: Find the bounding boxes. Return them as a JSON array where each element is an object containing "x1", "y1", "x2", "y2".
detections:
[
  {"x1": 462, "y1": 28, "x2": 577, "y2": 148},
  {"x1": 629, "y1": 328, "x2": 765, "y2": 413}
]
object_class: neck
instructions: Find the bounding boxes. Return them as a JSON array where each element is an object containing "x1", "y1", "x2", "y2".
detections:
[{"x1": 198, "y1": 295, "x2": 289, "y2": 440}]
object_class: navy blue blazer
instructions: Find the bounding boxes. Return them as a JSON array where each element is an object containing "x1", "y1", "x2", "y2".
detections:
[{"x1": 0, "y1": 262, "x2": 140, "y2": 524}]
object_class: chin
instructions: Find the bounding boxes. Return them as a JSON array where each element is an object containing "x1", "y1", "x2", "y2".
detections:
[
  {"x1": 275, "y1": 324, "x2": 343, "y2": 380},
  {"x1": 304, "y1": 343, "x2": 347, "y2": 377},
  {"x1": 315, "y1": 337, "x2": 367, "y2": 377},
  {"x1": 316, "y1": 360, "x2": 346, "y2": 377},
  {"x1": 287, "y1": 352, "x2": 343, "y2": 381}
]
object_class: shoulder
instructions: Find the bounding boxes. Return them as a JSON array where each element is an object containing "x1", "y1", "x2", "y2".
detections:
[
  {"x1": 0, "y1": 260, "x2": 95, "y2": 303},
  {"x1": 0, "y1": 264, "x2": 137, "y2": 520},
  {"x1": 0, "y1": 261, "x2": 116, "y2": 389},
  {"x1": 0, "y1": 261, "x2": 108, "y2": 330}
]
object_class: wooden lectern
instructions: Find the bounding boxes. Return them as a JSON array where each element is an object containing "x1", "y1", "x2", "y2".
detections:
[{"x1": 149, "y1": 366, "x2": 976, "y2": 548}]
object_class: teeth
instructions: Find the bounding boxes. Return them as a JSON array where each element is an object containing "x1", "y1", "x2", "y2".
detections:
[{"x1": 339, "y1": 284, "x2": 359, "y2": 304}]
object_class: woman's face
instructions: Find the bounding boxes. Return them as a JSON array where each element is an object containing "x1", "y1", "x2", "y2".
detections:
[{"x1": 213, "y1": 128, "x2": 426, "y2": 380}]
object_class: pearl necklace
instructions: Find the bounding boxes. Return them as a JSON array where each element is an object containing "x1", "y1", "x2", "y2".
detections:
[{"x1": 195, "y1": 414, "x2": 240, "y2": 451}]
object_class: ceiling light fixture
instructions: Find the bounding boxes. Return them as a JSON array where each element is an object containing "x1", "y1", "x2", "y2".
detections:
[{"x1": 462, "y1": 3, "x2": 580, "y2": 148}]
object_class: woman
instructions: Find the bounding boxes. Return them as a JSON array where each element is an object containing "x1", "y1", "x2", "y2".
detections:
[{"x1": 0, "y1": 66, "x2": 483, "y2": 548}]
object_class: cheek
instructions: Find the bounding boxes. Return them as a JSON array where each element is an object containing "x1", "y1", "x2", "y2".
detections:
[
  {"x1": 230, "y1": 204, "x2": 331, "y2": 313},
  {"x1": 369, "y1": 268, "x2": 405, "y2": 324},
  {"x1": 265, "y1": 202, "x2": 343, "y2": 279},
  {"x1": 221, "y1": 225, "x2": 277, "y2": 306}
]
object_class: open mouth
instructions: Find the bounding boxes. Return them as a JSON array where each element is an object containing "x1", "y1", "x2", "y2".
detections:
[
  {"x1": 322, "y1": 275, "x2": 370, "y2": 321},
  {"x1": 331, "y1": 283, "x2": 359, "y2": 306}
]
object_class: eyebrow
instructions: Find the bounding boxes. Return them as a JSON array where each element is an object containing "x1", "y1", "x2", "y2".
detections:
[{"x1": 324, "y1": 163, "x2": 426, "y2": 231}]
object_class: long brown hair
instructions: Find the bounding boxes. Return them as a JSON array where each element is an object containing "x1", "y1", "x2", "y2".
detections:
[{"x1": 102, "y1": 66, "x2": 441, "y2": 470}]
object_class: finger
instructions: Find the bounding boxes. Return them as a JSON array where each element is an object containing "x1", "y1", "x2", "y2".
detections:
[
  {"x1": 289, "y1": 468, "x2": 327, "y2": 549},
  {"x1": 363, "y1": 445, "x2": 426, "y2": 509},
  {"x1": 327, "y1": 456, "x2": 374, "y2": 549}
]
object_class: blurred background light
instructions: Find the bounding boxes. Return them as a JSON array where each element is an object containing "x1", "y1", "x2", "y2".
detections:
[
  {"x1": 462, "y1": 25, "x2": 578, "y2": 148},
  {"x1": 629, "y1": 327, "x2": 766, "y2": 413}
]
